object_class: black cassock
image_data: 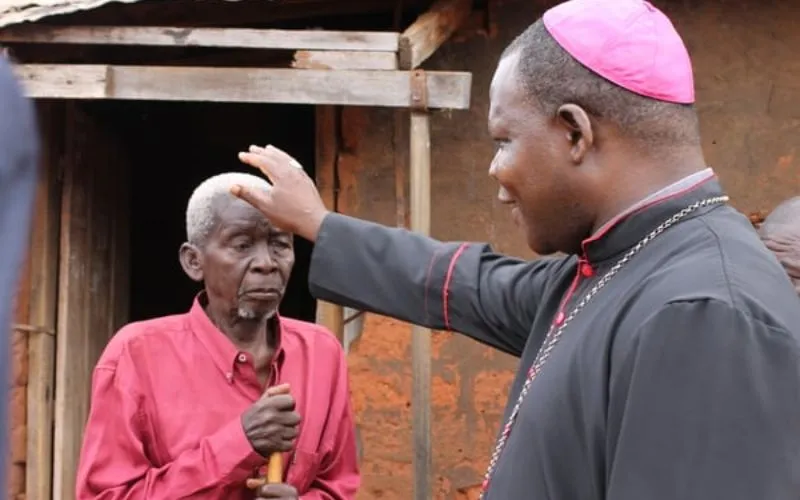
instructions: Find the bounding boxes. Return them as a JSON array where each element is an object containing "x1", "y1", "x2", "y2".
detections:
[{"x1": 309, "y1": 178, "x2": 800, "y2": 500}]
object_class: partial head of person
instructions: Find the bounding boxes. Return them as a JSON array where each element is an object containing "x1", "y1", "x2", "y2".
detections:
[
  {"x1": 179, "y1": 172, "x2": 294, "y2": 325},
  {"x1": 759, "y1": 196, "x2": 800, "y2": 294},
  {"x1": 489, "y1": 0, "x2": 705, "y2": 255}
]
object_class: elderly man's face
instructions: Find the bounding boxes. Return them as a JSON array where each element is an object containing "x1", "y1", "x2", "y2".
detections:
[
  {"x1": 761, "y1": 227, "x2": 800, "y2": 295},
  {"x1": 183, "y1": 196, "x2": 294, "y2": 320},
  {"x1": 487, "y1": 53, "x2": 594, "y2": 255}
]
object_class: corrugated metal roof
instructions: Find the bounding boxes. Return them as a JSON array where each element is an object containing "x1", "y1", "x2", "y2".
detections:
[
  {"x1": 0, "y1": 0, "x2": 137, "y2": 28},
  {"x1": 0, "y1": 0, "x2": 272, "y2": 29}
]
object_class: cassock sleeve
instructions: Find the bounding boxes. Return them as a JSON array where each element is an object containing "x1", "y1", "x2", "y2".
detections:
[
  {"x1": 309, "y1": 213, "x2": 564, "y2": 356},
  {"x1": 606, "y1": 299, "x2": 800, "y2": 500}
]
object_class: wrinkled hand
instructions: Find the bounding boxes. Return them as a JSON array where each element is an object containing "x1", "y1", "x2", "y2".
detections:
[
  {"x1": 242, "y1": 383, "x2": 301, "y2": 457},
  {"x1": 235, "y1": 145, "x2": 329, "y2": 242},
  {"x1": 251, "y1": 481, "x2": 299, "y2": 499}
]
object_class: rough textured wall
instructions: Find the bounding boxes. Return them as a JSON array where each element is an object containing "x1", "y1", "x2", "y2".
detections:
[
  {"x1": 8, "y1": 329, "x2": 27, "y2": 500},
  {"x1": 346, "y1": 0, "x2": 800, "y2": 498},
  {"x1": 8, "y1": 279, "x2": 29, "y2": 500}
]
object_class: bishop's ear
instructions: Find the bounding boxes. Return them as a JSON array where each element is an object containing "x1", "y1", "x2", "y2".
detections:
[
  {"x1": 556, "y1": 104, "x2": 593, "y2": 164},
  {"x1": 179, "y1": 243, "x2": 204, "y2": 282}
]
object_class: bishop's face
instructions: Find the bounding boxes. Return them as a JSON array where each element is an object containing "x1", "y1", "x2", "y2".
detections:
[
  {"x1": 181, "y1": 196, "x2": 295, "y2": 321},
  {"x1": 487, "y1": 53, "x2": 593, "y2": 256}
]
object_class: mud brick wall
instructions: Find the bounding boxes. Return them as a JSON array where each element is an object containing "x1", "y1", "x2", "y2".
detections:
[{"x1": 8, "y1": 328, "x2": 27, "y2": 500}]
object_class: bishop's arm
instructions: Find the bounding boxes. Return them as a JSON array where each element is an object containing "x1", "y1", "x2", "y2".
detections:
[
  {"x1": 308, "y1": 213, "x2": 563, "y2": 356},
  {"x1": 606, "y1": 299, "x2": 800, "y2": 500}
]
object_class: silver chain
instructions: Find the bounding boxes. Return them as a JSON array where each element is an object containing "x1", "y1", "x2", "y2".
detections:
[{"x1": 478, "y1": 195, "x2": 729, "y2": 499}]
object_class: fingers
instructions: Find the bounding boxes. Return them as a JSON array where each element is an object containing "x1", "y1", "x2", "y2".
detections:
[
  {"x1": 265, "y1": 383, "x2": 291, "y2": 397},
  {"x1": 238, "y1": 144, "x2": 302, "y2": 182},
  {"x1": 261, "y1": 393, "x2": 296, "y2": 412},
  {"x1": 258, "y1": 483, "x2": 298, "y2": 498},
  {"x1": 230, "y1": 183, "x2": 272, "y2": 211},
  {"x1": 251, "y1": 145, "x2": 304, "y2": 171},
  {"x1": 247, "y1": 478, "x2": 265, "y2": 490}
]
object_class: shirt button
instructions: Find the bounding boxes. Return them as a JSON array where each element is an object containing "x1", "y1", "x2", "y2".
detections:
[{"x1": 237, "y1": 353, "x2": 247, "y2": 363}]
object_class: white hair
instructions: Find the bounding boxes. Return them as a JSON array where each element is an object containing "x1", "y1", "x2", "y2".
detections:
[{"x1": 186, "y1": 172, "x2": 272, "y2": 245}]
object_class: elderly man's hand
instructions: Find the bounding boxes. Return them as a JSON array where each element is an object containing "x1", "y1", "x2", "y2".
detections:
[
  {"x1": 251, "y1": 482, "x2": 299, "y2": 499},
  {"x1": 242, "y1": 383, "x2": 301, "y2": 458},
  {"x1": 235, "y1": 145, "x2": 329, "y2": 242}
]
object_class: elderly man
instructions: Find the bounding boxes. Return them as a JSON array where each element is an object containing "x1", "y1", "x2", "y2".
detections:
[
  {"x1": 759, "y1": 196, "x2": 800, "y2": 295},
  {"x1": 232, "y1": 1, "x2": 800, "y2": 499},
  {"x1": 76, "y1": 172, "x2": 359, "y2": 499},
  {"x1": 0, "y1": 53, "x2": 38, "y2": 495}
]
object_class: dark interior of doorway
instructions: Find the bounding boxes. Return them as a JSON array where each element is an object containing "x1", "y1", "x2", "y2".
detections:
[{"x1": 88, "y1": 100, "x2": 317, "y2": 323}]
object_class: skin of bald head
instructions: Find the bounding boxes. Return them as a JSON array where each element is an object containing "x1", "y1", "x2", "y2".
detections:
[
  {"x1": 488, "y1": 19, "x2": 708, "y2": 255},
  {"x1": 179, "y1": 173, "x2": 295, "y2": 332},
  {"x1": 759, "y1": 197, "x2": 800, "y2": 294}
]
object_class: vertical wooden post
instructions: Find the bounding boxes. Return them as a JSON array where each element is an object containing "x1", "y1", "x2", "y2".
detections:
[
  {"x1": 314, "y1": 105, "x2": 345, "y2": 343},
  {"x1": 53, "y1": 103, "x2": 91, "y2": 500},
  {"x1": 26, "y1": 101, "x2": 63, "y2": 500},
  {"x1": 409, "y1": 68, "x2": 432, "y2": 500},
  {"x1": 53, "y1": 103, "x2": 131, "y2": 500}
]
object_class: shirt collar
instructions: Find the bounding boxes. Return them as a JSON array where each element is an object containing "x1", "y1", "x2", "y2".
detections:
[
  {"x1": 581, "y1": 168, "x2": 724, "y2": 263},
  {"x1": 187, "y1": 293, "x2": 286, "y2": 377}
]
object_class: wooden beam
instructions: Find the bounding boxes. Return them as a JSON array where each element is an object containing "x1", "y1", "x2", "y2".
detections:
[
  {"x1": 410, "y1": 110, "x2": 432, "y2": 500},
  {"x1": 293, "y1": 50, "x2": 397, "y2": 70},
  {"x1": 0, "y1": 25, "x2": 400, "y2": 52},
  {"x1": 15, "y1": 64, "x2": 472, "y2": 110},
  {"x1": 25, "y1": 101, "x2": 63, "y2": 500},
  {"x1": 402, "y1": 0, "x2": 473, "y2": 68},
  {"x1": 314, "y1": 105, "x2": 345, "y2": 343}
]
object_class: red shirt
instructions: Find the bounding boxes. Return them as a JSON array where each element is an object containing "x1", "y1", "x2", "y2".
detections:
[{"x1": 76, "y1": 298, "x2": 359, "y2": 499}]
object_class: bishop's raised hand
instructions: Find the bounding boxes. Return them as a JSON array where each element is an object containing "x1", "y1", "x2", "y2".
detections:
[{"x1": 234, "y1": 145, "x2": 329, "y2": 242}]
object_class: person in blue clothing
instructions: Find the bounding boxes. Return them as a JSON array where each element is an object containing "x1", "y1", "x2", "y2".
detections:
[{"x1": 0, "y1": 51, "x2": 39, "y2": 493}]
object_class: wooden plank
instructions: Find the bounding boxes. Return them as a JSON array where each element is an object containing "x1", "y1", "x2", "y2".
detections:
[
  {"x1": 409, "y1": 110, "x2": 432, "y2": 500},
  {"x1": 402, "y1": 0, "x2": 472, "y2": 68},
  {"x1": 394, "y1": 109, "x2": 409, "y2": 227},
  {"x1": 25, "y1": 101, "x2": 63, "y2": 500},
  {"x1": 293, "y1": 50, "x2": 397, "y2": 70},
  {"x1": 53, "y1": 103, "x2": 126, "y2": 500},
  {"x1": 53, "y1": 103, "x2": 91, "y2": 500},
  {"x1": 0, "y1": 26, "x2": 400, "y2": 52},
  {"x1": 15, "y1": 64, "x2": 108, "y2": 100},
  {"x1": 314, "y1": 105, "x2": 345, "y2": 343},
  {"x1": 15, "y1": 65, "x2": 472, "y2": 110}
]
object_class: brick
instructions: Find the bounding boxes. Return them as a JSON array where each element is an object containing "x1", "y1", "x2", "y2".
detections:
[
  {"x1": 10, "y1": 330, "x2": 28, "y2": 387},
  {"x1": 9, "y1": 386, "x2": 26, "y2": 432},
  {"x1": 7, "y1": 463, "x2": 24, "y2": 496},
  {"x1": 10, "y1": 423, "x2": 26, "y2": 463}
]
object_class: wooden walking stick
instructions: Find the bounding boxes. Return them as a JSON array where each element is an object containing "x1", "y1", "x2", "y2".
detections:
[
  {"x1": 246, "y1": 383, "x2": 291, "y2": 490},
  {"x1": 247, "y1": 452, "x2": 283, "y2": 490}
]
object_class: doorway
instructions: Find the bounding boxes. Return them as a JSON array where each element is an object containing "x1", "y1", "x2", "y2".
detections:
[{"x1": 87, "y1": 99, "x2": 318, "y2": 323}]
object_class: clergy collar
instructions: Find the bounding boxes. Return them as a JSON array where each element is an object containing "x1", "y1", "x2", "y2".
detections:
[
  {"x1": 580, "y1": 168, "x2": 723, "y2": 264},
  {"x1": 187, "y1": 292, "x2": 286, "y2": 376}
]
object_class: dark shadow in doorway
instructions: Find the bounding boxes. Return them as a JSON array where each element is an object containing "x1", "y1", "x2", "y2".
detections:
[{"x1": 88, "y1": 100, "x2": 317, "y2": 324}]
